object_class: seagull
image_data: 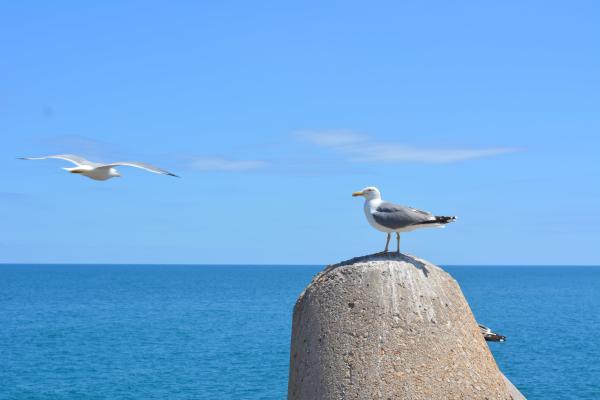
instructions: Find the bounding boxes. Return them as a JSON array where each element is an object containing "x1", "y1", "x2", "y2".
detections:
[
  {"x1": 352, "y1": 186, "x2": 456, "y2": 253},
  {"x1": 18, "y1": 154, "x2": 179, "y2": 181},
  {"x1": 478, "y1": 323, "x2": 506, "y2": 342}
]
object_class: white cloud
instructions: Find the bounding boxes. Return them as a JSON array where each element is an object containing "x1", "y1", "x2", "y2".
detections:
[
  {"x1": 296, "y1": 130, "x2": 367, "y2": 147},
  {"x1": 190, "y1": 157, "x2": 268, "y2": 172},
  {"x1": 0, "y1": 192, "x2": 25, "y2": 199},
  {"x1": 38, "y1": 135, "x2": 116, "y2": 159},
  {"x1": 349, "y1": 143, "x2": 518, "y2": 163},
  {"x1": 297, "y1": 130, "x2": 520, "y2": 164}
]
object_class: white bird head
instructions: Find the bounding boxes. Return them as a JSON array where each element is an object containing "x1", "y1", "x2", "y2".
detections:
[
  {"x1": 109, "y1": 168, "x2": 121, "y2": 178},
  {"x1": 352, "y1": 186, "x2": 381, "y2": 200}
]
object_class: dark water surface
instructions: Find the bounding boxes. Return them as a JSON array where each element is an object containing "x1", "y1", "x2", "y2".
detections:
[{"x1": 1, "y1": 264, "x2": 599, "y2": 399}]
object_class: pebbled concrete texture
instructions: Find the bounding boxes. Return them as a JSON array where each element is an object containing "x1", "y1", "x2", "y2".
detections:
[{"x1": 288, "y1": 253, "x2": 525, "y2": 400}]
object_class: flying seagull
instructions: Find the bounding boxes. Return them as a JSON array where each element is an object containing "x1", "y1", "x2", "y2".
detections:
[
  {"x1": 352, "y1": 186, "x2": 456, "y2": 253},
  {"x1": 18, "y1": 154, "x2": 179, "y2": 181}
]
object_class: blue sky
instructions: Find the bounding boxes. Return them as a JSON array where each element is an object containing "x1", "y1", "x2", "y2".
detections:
[{"x1": 1, "y1": 1, "x2": 598, "y2": 265}]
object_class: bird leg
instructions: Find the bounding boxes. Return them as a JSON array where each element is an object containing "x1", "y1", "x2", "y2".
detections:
[
  {"x1": 396, "y1": 232, "x2": 401, "y2": 254},
  {"x1": 383, "y1": 233, "x2": 391, "y2": 253}
]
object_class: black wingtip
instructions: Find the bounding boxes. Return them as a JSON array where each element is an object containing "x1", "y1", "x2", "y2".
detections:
[{"x1": 434, "y1": 216, "x2": 457, "y2": 224}]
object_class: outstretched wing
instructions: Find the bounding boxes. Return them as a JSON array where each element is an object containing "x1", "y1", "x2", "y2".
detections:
[
  {"x1": 372, "y1": 201, "x2": 435, "y2": 229},
  {"x1": 18, "y1": 154, "x2": 94, "y2": 166},
  {"x1": 101, "y1": 162, "x2": 179, "y2": 177}
]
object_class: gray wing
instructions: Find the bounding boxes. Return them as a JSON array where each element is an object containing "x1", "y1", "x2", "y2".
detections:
[
  {"x1": 102, "y1": 162, "x2": 179, "y2": 177},
  {"x1": 18, "y1": 154, "x2": 95, "y2": 166},
  {"x1": 372, "y1": 201, "x2": 435, "y2": 229}
]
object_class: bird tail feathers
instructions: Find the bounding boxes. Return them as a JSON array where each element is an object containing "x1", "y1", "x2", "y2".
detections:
[
  {"x1": 421, "y1": 216, "x2": 457, "y2": 225},
  {"x1": 435, "y1": 216, "x2": 457, "y2": 224}
]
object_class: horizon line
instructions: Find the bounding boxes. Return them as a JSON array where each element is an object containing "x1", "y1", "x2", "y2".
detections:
[{"x1": 1, "y1": 262, "x2": 599, "y2": 267}]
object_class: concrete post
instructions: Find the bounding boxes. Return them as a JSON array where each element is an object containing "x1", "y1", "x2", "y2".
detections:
[{"x1": 288, "y1": 253, "x2": 525, "y2": 400}]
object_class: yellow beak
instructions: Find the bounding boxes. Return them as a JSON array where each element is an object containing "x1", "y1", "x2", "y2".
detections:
[{"x1": 352, "y1": 191, "x2": 364, "y2": 197}]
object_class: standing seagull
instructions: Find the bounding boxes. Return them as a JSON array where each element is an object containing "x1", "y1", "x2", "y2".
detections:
[
  {"x1": 18, "y1": 154, "x2": 179, "y2": 181},
  {"x1": 352, "y1": 186, "x2": 456, "y2": 253}
]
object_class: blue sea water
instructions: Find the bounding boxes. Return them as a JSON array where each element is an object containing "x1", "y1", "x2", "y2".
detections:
[{"x1": 1, "y1": 264, "x2": 599, "y2": 400}]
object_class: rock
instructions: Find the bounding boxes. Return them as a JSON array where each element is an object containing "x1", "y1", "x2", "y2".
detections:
[
  {"x1": 287, "y1": 253, "x2": 525, "y2": 400},
  {"x1": 503, "y1": 374, "x2": 527, "y2": 400}
]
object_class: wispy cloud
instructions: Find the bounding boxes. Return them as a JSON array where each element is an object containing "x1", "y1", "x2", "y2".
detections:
[
  {"x1": 0, "y1": 191, "x2": 23, "y2": 198},
  {"x1": 190, "y1": 157, "x2": 268, "y2": 172},
  {"x1": 298, "y1": 130, "x2": 367, "y2": 147},
  {"x1": 297, "y1": 130, "x2": 520, "y2": 164},
  {"x1": 39, "y1": 134, "x2": 111, "y2": 150},
  {"x1": 0, "y1": 192, "x2": 27, "y2": 202},
  {"x1": 36, "y1": 135, "x2": 117, "y2": 161}
]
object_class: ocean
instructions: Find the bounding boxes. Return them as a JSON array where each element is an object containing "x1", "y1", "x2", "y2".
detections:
[{"x1": 1, "y1": 264, "x2": 599, "y2": 399}]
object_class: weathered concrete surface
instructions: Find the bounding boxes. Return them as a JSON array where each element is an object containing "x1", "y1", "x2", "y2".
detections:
[
  {"x1": 288, "y1": 253, "x2": 525, "y2": 400},
  {"x1": 503, "y1": 374, "x2": 527, "y2": 400}
]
